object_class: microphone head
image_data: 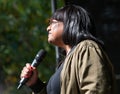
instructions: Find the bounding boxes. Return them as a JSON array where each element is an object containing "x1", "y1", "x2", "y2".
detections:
[
  {"x1": 36, "y1": 49, "x2": 46, "y2": 62},
  {"x1": 33, "y1": 49, "x2": 46, "y2": 67}
]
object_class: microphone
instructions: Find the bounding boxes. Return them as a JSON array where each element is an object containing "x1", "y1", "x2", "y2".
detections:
[{"x1": 17, "y1": 49, "x2": 46, "y2": 90}]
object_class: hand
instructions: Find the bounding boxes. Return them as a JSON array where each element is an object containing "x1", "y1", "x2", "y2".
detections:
[{"x1": 20, "y1": 63, "x2": 38, "y2": 86}]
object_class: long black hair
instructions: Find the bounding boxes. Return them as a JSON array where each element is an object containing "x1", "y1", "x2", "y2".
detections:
[{"x1": 51, "y1": 5, "x2": 103, "y2": 47}]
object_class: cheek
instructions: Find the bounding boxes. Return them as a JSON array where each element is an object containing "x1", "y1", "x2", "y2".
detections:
[
  {"x1": 52, "y1": 24, "x2": 59, "y2": 32},
  {"x1": 52, "y1": 24, "x2": 63, "y2": 37},
  {"x1": 56, "y1": 26, "x2": 64, "y2": 40},
  {"x1": 48, "y1": 23, "x2": 64, "y2": 43}
]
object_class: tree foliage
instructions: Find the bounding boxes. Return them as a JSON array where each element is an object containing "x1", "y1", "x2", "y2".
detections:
[{"x1": 0, "y1": 0, "x2": 63, "y2": 93}]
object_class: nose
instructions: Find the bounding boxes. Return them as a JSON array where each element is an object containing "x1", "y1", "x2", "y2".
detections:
[{"x1": 47, "y1": 25, "x2": 51, "y2": 32}]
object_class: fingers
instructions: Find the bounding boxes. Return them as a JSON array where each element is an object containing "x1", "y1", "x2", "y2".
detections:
[
  {"x1": 20, "y1": 63, "x2": 38, "y2": 86},
  {"x1": 20, "y1": 63, "x2": 35, "y2": 79}
]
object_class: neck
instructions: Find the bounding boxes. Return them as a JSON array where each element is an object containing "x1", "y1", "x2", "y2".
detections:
[{"x1": 64, "y1": 45, "x2": 72, "y2": 55}]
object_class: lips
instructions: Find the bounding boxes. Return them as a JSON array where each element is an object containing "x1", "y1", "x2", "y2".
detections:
[
  {"x1": 48, "y1": 33, "x2": 52, "y2": 38},
  {"x1": 48, "y1": 31, "x2": 52, "y2": 35}
]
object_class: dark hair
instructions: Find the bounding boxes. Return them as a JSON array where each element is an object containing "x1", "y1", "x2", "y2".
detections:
[{"x1": 51, "y1": 5, "x2": 103, "y2": 47}]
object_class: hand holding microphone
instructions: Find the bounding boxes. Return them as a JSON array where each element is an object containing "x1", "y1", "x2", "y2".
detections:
[
  {"x1": 17, "y1": 49, "x2": 46, "y2": 89},
  {"x1": 20, "y1": 63, "x2": 38, "y2": 87}
]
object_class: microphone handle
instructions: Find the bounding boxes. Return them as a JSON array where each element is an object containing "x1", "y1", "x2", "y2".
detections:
[{"x1": 17, "y1": 77, "x2": 29, "y2": 89}]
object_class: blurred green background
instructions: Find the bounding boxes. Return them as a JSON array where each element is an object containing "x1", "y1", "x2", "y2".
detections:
[{"x1": 0, "y1": 0, "x2": 63, "y2": 93}]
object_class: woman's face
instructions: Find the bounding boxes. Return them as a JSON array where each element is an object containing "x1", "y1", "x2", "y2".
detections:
[{"x1": 47, "y1": 19, "x2": 64, "y2": 47}]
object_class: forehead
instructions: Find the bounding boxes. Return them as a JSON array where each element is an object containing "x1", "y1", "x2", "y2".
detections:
[
  {"x1": 49, "y1": 18, "x2": 57, "y2": 21},
  {"x1": 49, "y1": 18, "x2": 61, "y2": 24}
]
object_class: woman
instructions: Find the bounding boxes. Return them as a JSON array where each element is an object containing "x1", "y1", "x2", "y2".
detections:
[{"x1": 20, "y1": 5, "x2": 115, "y2": 94}]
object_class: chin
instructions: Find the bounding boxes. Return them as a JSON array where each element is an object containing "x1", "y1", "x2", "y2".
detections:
[
  {"x1": 48, "y1": 40, "x2": 53, "y2": 44},
  {"x1": 48, "y1": 41, "x2": 56, "y2": 46}
]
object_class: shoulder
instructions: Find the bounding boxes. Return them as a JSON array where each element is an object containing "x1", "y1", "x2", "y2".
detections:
[
  {"x1": 71, "y1": 39, "x2": 106, "y2": 61},
  {"x1": 77, "y1": 39, "x2": 100, "y2": 49},
  {"x1": 73, "y1": 39, "x2": 101, "y2": 53}
]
